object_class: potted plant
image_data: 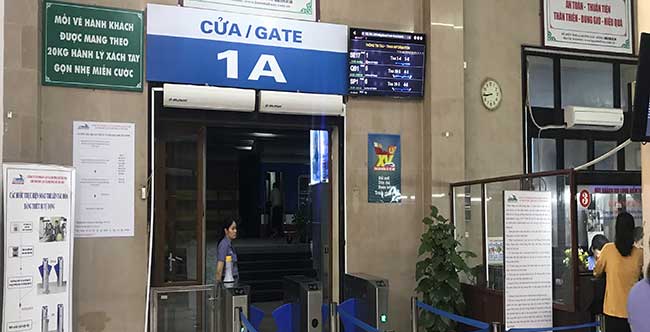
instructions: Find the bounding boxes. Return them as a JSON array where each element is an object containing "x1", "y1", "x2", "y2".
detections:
[{"x1": 415, "y1": 206, "x2": 476, "y2": 332}]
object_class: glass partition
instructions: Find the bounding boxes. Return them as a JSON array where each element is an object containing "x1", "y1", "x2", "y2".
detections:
[
  {"x1": 453, "y1": 184, "x2": 484, "y2": 286},
  {"x1": 452, "y1": 171, "x2": 577, "y2": 311}
]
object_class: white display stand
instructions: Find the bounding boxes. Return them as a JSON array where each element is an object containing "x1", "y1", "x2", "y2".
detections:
[
  {"x1": 2, "y1": 164, "x2": 75, "y2": 332},
  {"x1": 504, "y1": 190, "x2": 553, "y2": 331}
]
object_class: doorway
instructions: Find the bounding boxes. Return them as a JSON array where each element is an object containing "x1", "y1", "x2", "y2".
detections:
[{"x1": 151, "y1": 106, "x2": 343, "y2": 331}]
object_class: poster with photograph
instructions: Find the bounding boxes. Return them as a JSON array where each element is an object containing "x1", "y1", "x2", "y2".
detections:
[{"x1": 2, "y1": 164, "x2": 75, "y2": 332}]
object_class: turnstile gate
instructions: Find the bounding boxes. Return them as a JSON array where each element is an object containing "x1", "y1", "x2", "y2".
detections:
[
  {"x1": 343, "y1": 273, "x2": 390, "y2": 332},
  {"x1": 217, "y1": 283, "x2": 250, "y2": 332},
  {"x1": 283, "y1": 276, "x2": 323, "y2": 332}
]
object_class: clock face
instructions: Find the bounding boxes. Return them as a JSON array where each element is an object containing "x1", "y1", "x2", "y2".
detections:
[{"x1": 481, "y1": 79, "x2": 502, "y2": 111}]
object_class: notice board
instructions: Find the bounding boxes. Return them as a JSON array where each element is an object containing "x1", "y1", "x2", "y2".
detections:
[
  {"x1": 504, "y1": 191, "x2": 553, "y2": 330},
  {"x1": 2, "y1": 164, "x2": 75, "y2": 332}
]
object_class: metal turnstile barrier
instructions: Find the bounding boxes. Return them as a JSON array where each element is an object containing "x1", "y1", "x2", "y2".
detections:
[
  {"x1": 343, "y1": 273, "x2": 390, "y2": 332},
  {"x1": 218, "y1": 283, "x2": 250, "y2": 332},
  {"x1": 283, "y1": 276, "x2": 323, "y2": 332}
]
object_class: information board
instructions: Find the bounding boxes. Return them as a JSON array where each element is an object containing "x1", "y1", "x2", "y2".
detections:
[
  {"x1": 2, "y1": 164, "x2": 75, "y2": 332},
  {"x1": 73, "y1": 122, "x2": 135, "y2": 238},
  {"x1": 147, "y1": 4, "x2": 348, "y2": 95},
  {"x1": 42, "y1": 1, "x2": 144, "y2": 91},
  {"x1": 349, "y1": 28, "x2": 426, "y2": 98},
  {"x1": 543, "y1": 0, "x2": 633, "y2": 54},
  {"x1": 182, "y1": 0, "x2": 316, "y2": 21},
  {"x1": 504, "y1": 191, "x2": 553, "y2": 331}
]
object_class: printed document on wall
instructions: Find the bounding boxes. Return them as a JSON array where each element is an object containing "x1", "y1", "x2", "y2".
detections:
[
  {"x1": 73, "y1": 121, "x2": 135, "y2": 237},
  {"x1": 2, "y1": 163, "x2": 75, "y2": 332},
  {"x1": 504, "y1": 191, "x2": 553, "y2": 330}
]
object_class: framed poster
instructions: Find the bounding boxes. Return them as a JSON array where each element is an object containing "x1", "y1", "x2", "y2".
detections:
[
  {"x1": 368, "y1": 134, "x2": 401, "y2": 203},
  {"x1": 2, "y1": 164, "x2": 75, "y2": 332},
  {"x1": 543, "y1": 0, "x2": 634, "y2": 54}
]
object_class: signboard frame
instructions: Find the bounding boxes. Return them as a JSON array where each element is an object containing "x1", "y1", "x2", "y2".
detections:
[
  {"x1": 181, "y1": 0, "x2": 319, "y2": 22},
  {"x1": 2, "y1": 163, "x2": 75, "y2": 332},
  {"x1": 541, "y1": 0, "x2": 635, "y2": 55},
  {"x1": 42, "y1": 0, "x2": 144, "y2": 92},
  {"x1": 146, "y1": 4, "x2": 348, "y2": 95}
]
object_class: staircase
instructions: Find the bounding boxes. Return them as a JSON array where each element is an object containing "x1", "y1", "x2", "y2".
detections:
[{"x1": 234, "y1": 240, "x2": 317, "y2": 302}]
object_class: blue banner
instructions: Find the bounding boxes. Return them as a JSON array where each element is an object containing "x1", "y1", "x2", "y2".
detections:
[{"x1": 146, "y1": 4, "x2": 348, "y2": 95}]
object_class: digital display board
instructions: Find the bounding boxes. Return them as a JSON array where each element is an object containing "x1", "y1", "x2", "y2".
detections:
[{"x1": 349, "y1": 28, "x2": 426, "y2": 98}]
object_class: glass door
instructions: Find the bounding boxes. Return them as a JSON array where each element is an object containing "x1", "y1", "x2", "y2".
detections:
[{"x1": 154, "y1": 126, "x2": 206, "y2": 286}]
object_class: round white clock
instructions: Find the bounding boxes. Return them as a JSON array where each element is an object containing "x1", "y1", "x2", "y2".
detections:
[{"x1": 481, "y1": 78, "x2": 502, "y2": 111}]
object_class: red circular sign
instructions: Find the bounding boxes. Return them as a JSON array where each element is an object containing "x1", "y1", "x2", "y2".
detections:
[{"x1": 579, "y1": 189, "x2": 591, "y2": 208}]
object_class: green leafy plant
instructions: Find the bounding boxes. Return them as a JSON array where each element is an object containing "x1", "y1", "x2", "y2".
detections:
[{"x1": 416, "y1": 206, "x2": 476, "y2": 332}]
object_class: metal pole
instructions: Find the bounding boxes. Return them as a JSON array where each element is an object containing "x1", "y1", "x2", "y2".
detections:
[
  {"x1": 411, "y1": 297, "x2": 418, "y2": 332},
  {"x1": 491, "y1": 322, "x2": 502, "y2": 332},
  {"x1": 329, "y1": 302, "x2": 338, "y2": 332}
]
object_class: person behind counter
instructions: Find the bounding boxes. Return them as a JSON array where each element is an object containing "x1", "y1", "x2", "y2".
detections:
[
  {"x1": 588, "y1": 234, "x2": 609, "y2": 271},
  {"x1": 627, "y1": 238, "x2": 650, "y2": 332},
  {"x1": 594, "y1": 212, "x2": 643, "y2": 332},
  {"x1": 216, "y1": 218, "x2": 239, "y2": 283}
]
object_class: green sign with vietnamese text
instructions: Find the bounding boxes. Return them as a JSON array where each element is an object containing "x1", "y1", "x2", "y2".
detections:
[{"x1": 42, "y1": 0, "x2": 143, "y2": 91}]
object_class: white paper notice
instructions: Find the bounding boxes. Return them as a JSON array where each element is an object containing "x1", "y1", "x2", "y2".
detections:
[
  {"x1": 504, "y1": 191, "x2": 553, "y2": 330},
  {"x1": 73, "y1": 122, "x2": 135, "y2": 238},
  {"x1": 2, "y1": 164, "x2": 75, "y2": 332}
]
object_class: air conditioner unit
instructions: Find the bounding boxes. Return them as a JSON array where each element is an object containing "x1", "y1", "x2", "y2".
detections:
[
  {"x1": 564, "y1": 106, "x2": 624, "y2": 131},
  {"x1": 163, "y1": 83, "x2": 255, "y2": 112},
  {"x1": 259, "y1": 91, "x2": 344, "y2": 116}
]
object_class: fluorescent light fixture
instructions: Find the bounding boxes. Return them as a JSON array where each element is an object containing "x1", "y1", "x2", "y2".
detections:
[
  {"x1": 235, "y1": 146, "x2": 253, "y2": 151},
  {"x1": 251, "y1": 132, "x2": 278, "y2": 138}
]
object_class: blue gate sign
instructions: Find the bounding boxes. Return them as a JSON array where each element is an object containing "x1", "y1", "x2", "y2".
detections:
[{"x1": 146, "y1": 4, "x2": 348, "y2": 95}]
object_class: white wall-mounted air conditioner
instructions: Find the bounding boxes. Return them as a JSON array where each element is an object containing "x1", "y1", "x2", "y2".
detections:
[
  {"x1": 564, "y1": 106, "x2": 624, "y2": 131},
  {"x1": 259, "y1": 91, "x2": 344, "y2": 116},
  {"x1": 163, "y1": 83, "x2": 256, "y2": 112}
]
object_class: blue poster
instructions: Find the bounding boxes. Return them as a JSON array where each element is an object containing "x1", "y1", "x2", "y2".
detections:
[
  {"x1": 146, "y1": 4, "x2": 348, "y2": 95},
  {"x1": 368, "y1": 134, "x2": 401, "y2": 203}
]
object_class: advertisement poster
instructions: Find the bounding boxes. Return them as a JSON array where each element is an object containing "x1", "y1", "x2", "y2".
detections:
[
  {"x1": 368, "y1": 134, "x2": 401, "y2": 203},
  {"x1": 504, "y1": 191, "x2": 553, "y2": 331},
  {"x1": 2, "y1": 164, "x2": 75, "y2": 332},
  {"x1": 543, "y1": 0, "x2": 633, "y2": 54},
  {"x1": 488, "y1": 237, "x2": 504, "y2": 265},
  {"x1": 73, "y1": 122, "x2": 135, "y2": 238},
  {"x1": 42, "y1": 1, "x2": 144, "y2": 91},
  {"x1": 146, "y1": 4, "x2": 347, "y2": 95},
  {"x1": 182, "y1": 0, "x2": 316, "y2": 21}
]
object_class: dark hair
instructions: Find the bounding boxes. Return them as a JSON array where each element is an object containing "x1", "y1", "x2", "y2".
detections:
[
  {"x1": 615, "y1": 212, "x2": 635, "y2": 257},
  {"x1": 218, "y1": 217, "x2": 237, "y2": 242},
  {"x1": 589, "y1": 234, "x2": 609, "y2": 256}
]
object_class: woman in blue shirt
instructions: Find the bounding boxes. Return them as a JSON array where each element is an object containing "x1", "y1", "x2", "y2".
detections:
[
  {"x1": 627, "y1": 240, "x2": 649, "y2": 332},
  {"x1": 216, "y1": 218, "x2": 239, "y2": 282}
]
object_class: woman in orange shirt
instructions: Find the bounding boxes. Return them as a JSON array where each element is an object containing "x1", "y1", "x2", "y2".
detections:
[{"x1": 594, "y1": 212, "x2": 644, "y2": 332}]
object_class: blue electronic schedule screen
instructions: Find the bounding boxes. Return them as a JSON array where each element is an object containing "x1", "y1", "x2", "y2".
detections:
[{"x1": 349, "y1": 28, "x2": 426, "y2": 98}]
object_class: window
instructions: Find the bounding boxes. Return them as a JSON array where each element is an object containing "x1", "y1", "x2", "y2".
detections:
[{"x1": 523, "y1": 47, "x2": 638, "y2": 173}]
